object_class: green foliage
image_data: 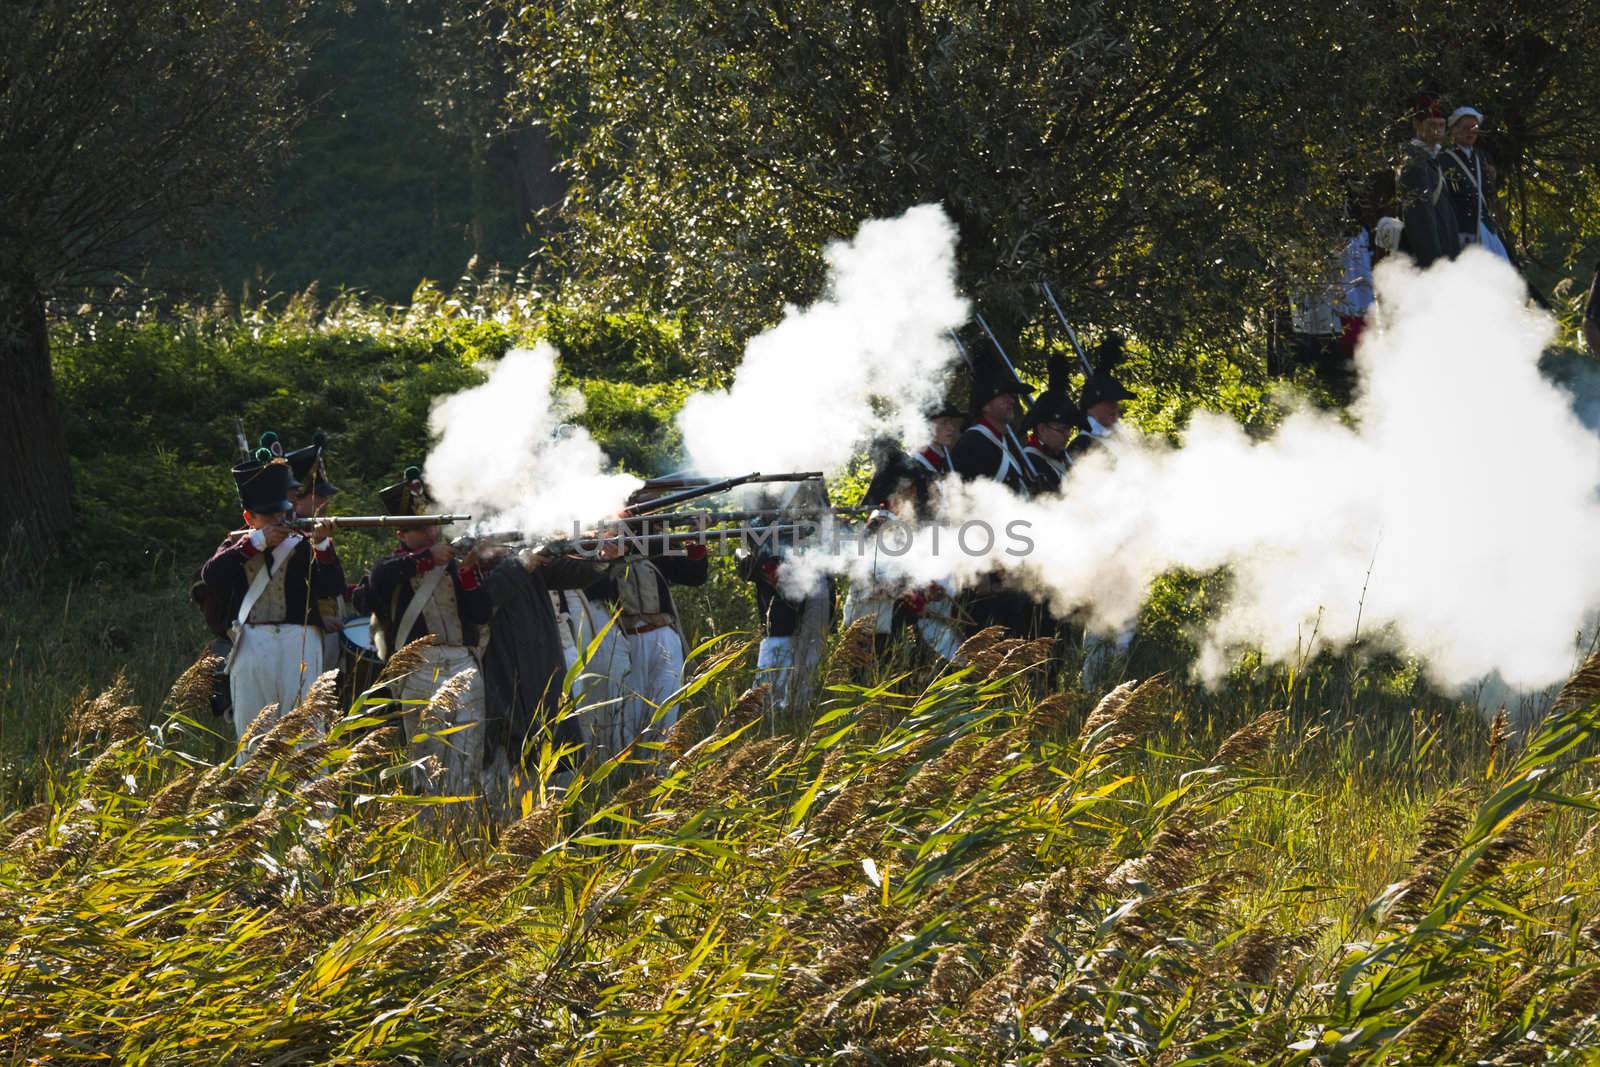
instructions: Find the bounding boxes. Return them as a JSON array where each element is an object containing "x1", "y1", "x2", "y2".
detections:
[
  {"x1": 541, "y1": 305, "x2": 693, "y2": 382},
  {"x1": 49, "y1": 285, "x2": 698, "y2": 569},
  {"x1": 161, "y1": 0, "x2": 534, "y2": 301},
  {"x1": 0, "y1": 0, "x2": 310, "y2": 284},
  {"x1": 52, "y1": 304, "x2": 498, "y2": 568},
  {"x1": 503, "y1": 0, "x2": 1600, "y2": 381},
  {"x1": 4, "y1": 630, "x2": 1600, "y2": 1061}
]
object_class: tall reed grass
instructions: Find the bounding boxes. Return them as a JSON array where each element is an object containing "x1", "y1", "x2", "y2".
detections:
[{"x1": 4, "y1": 625, "x2": 1600, "y2": 1064}]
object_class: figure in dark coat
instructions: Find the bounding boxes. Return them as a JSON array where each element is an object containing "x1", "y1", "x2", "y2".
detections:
[
  {"x1": 949, "y1": 361, "x2": 1034, "y2": 495},
  {"x1": 1020, "y1": 354, "x2": 1081, "y2": 496},
  {"x1": 478, "y1": 550, "x2": 607, "y2": 774},
  {"x1": 1396, "y1": 94, "x2": 1461, "y2": 269},
  {"x1": 200, "y1": 454, "x2": 343, "y2": 755}
]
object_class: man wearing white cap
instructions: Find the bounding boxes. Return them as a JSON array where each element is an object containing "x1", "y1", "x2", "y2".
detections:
[{"x1": 1441, "y1": 106, "x2": 1511, "y2": 261}]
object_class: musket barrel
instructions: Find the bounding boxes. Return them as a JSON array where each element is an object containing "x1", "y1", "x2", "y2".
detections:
[
  {"x1": 623, "y1": 470, "x2": 831, "y2": 516},
  {"x1": 623, "y1": 472, "x2": 760, "y2": 516},
  {"x1": 286, "y1": 513, "x2": 471, "y2": 531},
  {"x1": 602, "y1": 506, "x2": 871, "y2": 529},
  {"x1": 1039, "y1": 279, "x2": 1096, "y2": 376},
  {"x1": 531, "y1": 521, "x2": 832, "y2": 559}
]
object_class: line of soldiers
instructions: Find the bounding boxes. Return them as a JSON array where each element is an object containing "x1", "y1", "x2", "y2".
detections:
[
  {"x1": 193, "y1": 339, "x2": 1135, "y2": 807},
  {"x1": 197, "y1": 438, "x2": 710, "y2": 808},
  {"x1": 844, "y1": 339, "x2": 1137, "y2": 662}
]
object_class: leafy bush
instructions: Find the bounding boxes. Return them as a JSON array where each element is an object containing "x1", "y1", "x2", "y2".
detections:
[{"x1": 50, "y1": 288, "x2": 698, "y2": 569}]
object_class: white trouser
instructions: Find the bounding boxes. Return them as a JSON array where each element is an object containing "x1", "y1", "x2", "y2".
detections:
[
  {"x1": 1081, "y1": 627, "x2": 1135, "y2": 690},
  {"x1": 919, "y1": 614, "x2": 965, "y2": 662},
  {"x1": 621, "y1": 627, "x2": 684, "y2": 754},
  {"x1": 842, "y1": 584, "x2": 895, "y2": 635},
  {"x1": 755, "y1": 636, "x2": 797, "y2": 710},
  {"x1": 230, "y1": 623, "x2": 324, "y2": 759},
  {"x1": 554, "y1": 592, "x2": 633, "y2": 763},
  {"x1": 393, "y1": 644, "x2": 490, "y2": 799},
  {"x1": 757, "y1": 597, "x2": 830, "y2": 715},
  {"x1": 841, "y1": 582, "x2": 962, "y2": 662}
]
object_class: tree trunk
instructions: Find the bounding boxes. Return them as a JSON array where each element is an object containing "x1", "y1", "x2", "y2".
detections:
[
  {"x1": 0, "y1": 269, "x2": 75, "y2": 581},
  {"x1": 510, "y1": 126, "x2": 566, "y2": 236}
]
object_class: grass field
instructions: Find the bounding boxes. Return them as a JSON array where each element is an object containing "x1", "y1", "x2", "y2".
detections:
[{"x1": 5, "y1": 595, "x2": 1598, "y2": 1063}]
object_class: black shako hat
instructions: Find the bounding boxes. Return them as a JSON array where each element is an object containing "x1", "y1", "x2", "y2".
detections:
[
  {"x1": 1028, "y1": 390, "x2": 1084, "y2": 430},
  {"x1": 232, "y1": 455, "x2": 296, "y2": 515},
  {"x1": 1080, "y1": 368, "x2": 1136, "y2": 410},
  {"x1": 968, "y1": 358, "x2": 1034, "y2": 410},
  {"x1": 378, "y1": 466, "x2": 433, "y2": 516},
  {"x1": 283, "y1": 431, "x2": 339, "y2": 498},
  {"x1": 1024, "y1": 353, "x2": 1081, "y2": 430}
]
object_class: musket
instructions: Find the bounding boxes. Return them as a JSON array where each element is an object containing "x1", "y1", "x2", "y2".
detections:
[
  {"x1": 970, "y1": 314, "x2": 1041, "y2": 480},
  {"x1": 628, "y1": 471, "x2": 826, "y2": 496},
  {"x1": 1038, "y1": 279, "x2": 1096, "y2": 377},
  {"x1": 622, "y1": 471, "x2": 827, "y2": 516},
  {"x1": 233, "y1": 418, "x2": 252, "y2": 462},
  {"x1": 284, "y1": 513, "x2": 471, "y2": 532},
  {"x1": 604, "y1": 505, "x2": 873, "y2": 530},
  {"x1": 526, "y1": 522, "x2": 827, "y2": 560}
]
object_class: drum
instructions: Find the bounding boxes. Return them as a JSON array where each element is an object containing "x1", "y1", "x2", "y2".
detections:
[
  {"x1": 338, "y1": 615, "x2": 384, "y2": 702},
  {"x1": 339, "y1": 615, "x2": 378, "y2": 661},
  {"x1": 205, "y1": 636, "x2": 233, "y2": 718}
]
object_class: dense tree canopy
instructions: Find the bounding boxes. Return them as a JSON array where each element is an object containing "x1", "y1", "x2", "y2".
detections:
[
  {"x1": 503, "y1": 0, "x2": 1600, "y2": 367},
  {"x1": 0, "y1": 0, "x2": 309, "y2": 572}
]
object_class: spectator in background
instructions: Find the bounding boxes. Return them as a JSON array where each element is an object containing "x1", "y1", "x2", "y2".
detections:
[
  {"x1": 1289, "y1": 185, "x2": 1377, "y2": 401},
  {"x1": 1396, "y1": 93, "x2": 1461, "y2": 268},
  {"x1": 1441, "y1": 106, "x2": 1511, "y2": 261}
]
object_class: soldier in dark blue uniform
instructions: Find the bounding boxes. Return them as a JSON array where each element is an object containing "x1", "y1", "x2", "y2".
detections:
[
  {"x1": 354, "y1": 468, "x2": 492, "y2": 797},
  {"x1": 1396, "y1": 93, "x2": 1462, "y2": 269},
  {"x1": 1020, "y1": 354, "x2": 1081, "y2": 495},
  {"x1": 949, "y1": 361, "x2": 1034, "y2": 493},
  {"x1": 200, "y1": 453, "x2": 342, "y2": 757},
  {"x1": 1066, "y1": 337, "x2": 1137, "y2": 464},
  {"x1": 948, "y1": 354, "x2": 1035, "y2": 636}
]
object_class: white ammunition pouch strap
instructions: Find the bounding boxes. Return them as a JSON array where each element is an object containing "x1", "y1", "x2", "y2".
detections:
[
  {"x1": 225, "y1": 535, "x2": 302, "y2": 673},
  {"x1": 392, "y1": 565, "x2": 447, "y2": 658},
  {"x1": 971, "y1": 422, "x2": 1023, "y2": 485},
  {"x1": 911, "y1": 446, "x2": 950, "y2": 474},
  {"x1": 1024, "y1": 446, "x2": 1068, "y2": 481}
]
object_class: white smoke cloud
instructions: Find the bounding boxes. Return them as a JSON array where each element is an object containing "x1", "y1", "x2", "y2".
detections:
[
  {"x1": 424, "y1": 344, "x2": 642, "y2": 535},
  {"x1": 787, "y1": 249, "x2": 1600, "y2": 693},
  {"x1": 677, "y1": 203, "x2": 970, "y2": 476},
  {"x1": 416, "y1": 211, "x2": 1600, "y2": 698}
]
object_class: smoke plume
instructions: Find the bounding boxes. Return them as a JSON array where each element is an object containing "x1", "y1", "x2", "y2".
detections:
[
  {"x1": 677, "y1": 203, "x2": 969, "y2": 475},
  {"x1": 788, "y1": 248, "x2": 1600, "y2": 693},
  {"x1": 424, "y1": 344, "x2": 642, "y2": 535}
]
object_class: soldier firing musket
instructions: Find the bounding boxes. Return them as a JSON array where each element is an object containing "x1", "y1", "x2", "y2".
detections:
[
  {"x1": 349, "y1": 466, "x2": 495, "y2": 800},
  {"x1": 198, "y1": 448, "x2": 346, "y2": 761}
]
